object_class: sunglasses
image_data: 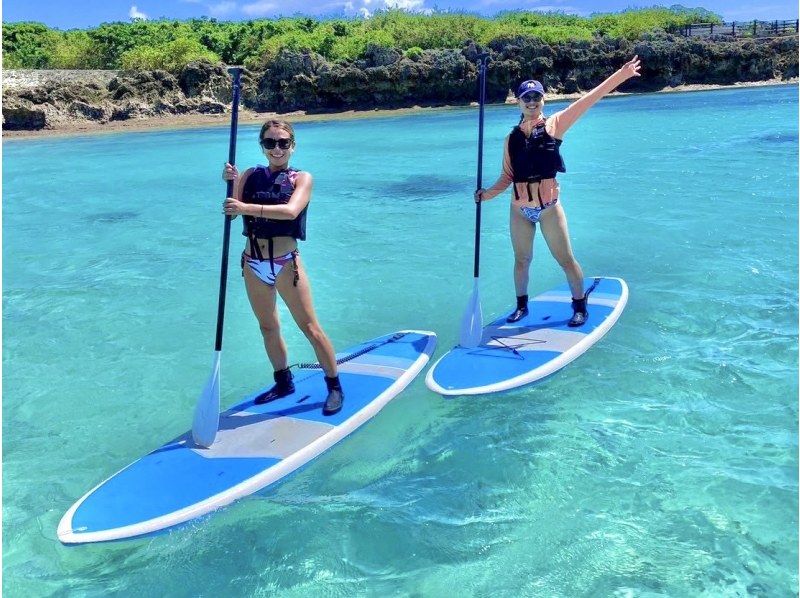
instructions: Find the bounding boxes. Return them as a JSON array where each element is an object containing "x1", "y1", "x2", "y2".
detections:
[
  {"x1": 519, "y1": 92, "x2": 544, "y2": 103},
  {"x1": 260, "y1": 137, "x2": 293, "y2": 150}
]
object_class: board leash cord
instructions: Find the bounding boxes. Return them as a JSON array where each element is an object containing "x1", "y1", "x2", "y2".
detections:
[
  {"x1": 293, "y1": 332, "x2": 408, "y2": 370},
  {"x1": 584, "y1": 277, "x2": 602, "y2": 298},
  {"x1": 486, "y1": 335, "x2": 547, "y2": 357},
  {"x1": 467, "y1": 277, "x2": 603, "y2": 356}
]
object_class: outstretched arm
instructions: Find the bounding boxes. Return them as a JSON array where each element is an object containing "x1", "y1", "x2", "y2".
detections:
[{"x1": 552, "y1": 55, "x2": 641, "y2": 138}]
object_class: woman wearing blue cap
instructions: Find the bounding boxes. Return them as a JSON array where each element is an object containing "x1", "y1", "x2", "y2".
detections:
[{"x1": 476, "y1": 56, "x2": 641, "y2": 326}]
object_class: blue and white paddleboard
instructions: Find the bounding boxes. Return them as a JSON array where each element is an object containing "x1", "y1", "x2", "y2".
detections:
[
  {"x1": 58, "y1": 330, "x2": 437, "y2": 545},
  {"x1": 426, "y1": 277, "x2": 627, "y2": 396}
]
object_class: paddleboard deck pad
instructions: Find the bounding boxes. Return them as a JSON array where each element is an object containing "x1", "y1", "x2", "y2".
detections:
[
  {"x1": 426, "y1": 277, "x2": 627, "y2": 396},
  {"x1": 59, "y1": 330, "x2": 437, "y2": 544}
]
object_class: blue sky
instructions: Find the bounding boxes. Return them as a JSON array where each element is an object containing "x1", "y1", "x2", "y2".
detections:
[{"x1": 3, "y1": 0, "x2": 797, "y2": 29}]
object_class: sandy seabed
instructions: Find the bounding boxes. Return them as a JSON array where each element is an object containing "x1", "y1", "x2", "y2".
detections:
[{"x1": 3, "y1": 78, "x2": 796, "y2": 141}]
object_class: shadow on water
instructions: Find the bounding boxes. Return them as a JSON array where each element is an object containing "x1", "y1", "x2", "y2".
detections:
[
  {"x1": 383, "y1": 174, "x2": 465, "y2": 199},
  {"x1": 90, "y1": 211, "x2": 140, "y2": 223},
  {"x1": 755, "y1": 131, "x2": 798, "y2": 144}
]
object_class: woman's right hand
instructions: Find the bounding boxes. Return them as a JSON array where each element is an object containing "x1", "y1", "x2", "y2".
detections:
[
  {"x1": 474, "y1": 188, "x2": 486, "y2": 203},
  {"x1": 618, "y1": 55, "x2": 641, "y2": 81},
  {"x1": 222, "y1": 162, "x2": 238, "y2": 182}
]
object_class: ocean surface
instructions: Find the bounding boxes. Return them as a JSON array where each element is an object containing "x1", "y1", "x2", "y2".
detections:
[{"x1": 4, "y1": 85, "x2": 797, "y2": 596}]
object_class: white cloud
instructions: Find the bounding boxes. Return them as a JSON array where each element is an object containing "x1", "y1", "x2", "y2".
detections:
[
  {"x1": 344, "y1": 0, "x2": 430, "y2": 17},
  {"x1": 209, "y1": 1, "x2": 238, "y2": 16},
  {"x1": 241, "y1": 1, "x2": 277, "y2": 15},
  {"x1": 129, "y1": 5, "x2": 148, "y2": 19},
  {"x1": 384, "y1": 0, "x2": 426, "y2": 9}
]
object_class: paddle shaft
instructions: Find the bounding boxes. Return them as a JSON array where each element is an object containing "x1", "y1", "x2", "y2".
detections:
[
  {"x1": 214, "y1": 67, "x2": 243, "y2": 351},
  {"x1": 473, "y1": 54, "x2": 489, "y2": 279}
]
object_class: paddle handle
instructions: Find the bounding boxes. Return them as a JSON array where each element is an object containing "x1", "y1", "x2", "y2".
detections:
[
  {"x1": 473, "y1": 53, "x2": 489, "y2": 279},
  {"x1": 214, "y1": 67, "x2": 243, "y2": 352}
]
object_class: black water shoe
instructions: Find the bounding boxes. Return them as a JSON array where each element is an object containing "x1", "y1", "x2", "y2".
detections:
[
  {"x1": 506, "y1": 295, "x2": 529, "y2": 323},
  {"x1": 568, "y1": 297, "x2": 588, "y2": 327},
  {"x1": 254, "y1": 368, "x2": 295, "y2": 404},
  {"x1": 322, "y1": 375, "x2": 344, "y2": 416}
]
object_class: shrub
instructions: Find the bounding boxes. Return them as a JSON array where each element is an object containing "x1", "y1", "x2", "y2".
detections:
[
  {"x1": 47, "y1": 31, "x2": 103, "y2": 69},
  {"x1": 330, "y1": 28, "x2": 395, "y2": 61},
  {"x1": 2, "y1": 22, "x2": 57, "y2": 68},
  {"x1": 404, "y1": 46, "x2": 424, "y2": 60},
  {"x1": 531, "y1": 25, "x2": 594, "y2": 44},
  {"x1": 120, "y1": 37, "x2": 219, "y2": 72},
  {"x1": 120, "y1": 45, "x2": 165, "y2": 70}
]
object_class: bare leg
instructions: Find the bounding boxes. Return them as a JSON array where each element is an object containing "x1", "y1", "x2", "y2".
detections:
[
  {"x1": 274, "y1": 254, "x2": 338, "y2": 378},
  {"x1": 243, "y1": 263, "x2": 288, "y2": 369},
  {"x1": 510, "y1": 205, "x2": 536, "y2": 296},
  {"x1": 538, "y1": 203, "x2": 585, "y2": 299}
]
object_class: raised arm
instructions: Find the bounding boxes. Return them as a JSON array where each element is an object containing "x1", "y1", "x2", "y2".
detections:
[{"x1": 552, "y1": 55, "x2": 641, "y2": 138}]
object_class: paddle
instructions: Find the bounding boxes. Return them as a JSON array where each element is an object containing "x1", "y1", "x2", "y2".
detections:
[
  {"x1": 192, "y1": 66, "x2": 243, "y2": 448},
  {"x1": 459, "y1": 53, "x2": 489, "y2": 348}
]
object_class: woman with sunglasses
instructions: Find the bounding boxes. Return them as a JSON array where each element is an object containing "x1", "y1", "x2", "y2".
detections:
[
  {"x1": 221, "y1": 119, "x2": 343, "y2": 415},
  {"x1": 476, "y1": 56, "x2": 641, "y2": 326}
]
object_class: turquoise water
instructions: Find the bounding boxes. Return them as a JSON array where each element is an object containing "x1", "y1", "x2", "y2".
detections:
[{"x1": 4, "y1": 85, "x2": 797, "y2": 595}]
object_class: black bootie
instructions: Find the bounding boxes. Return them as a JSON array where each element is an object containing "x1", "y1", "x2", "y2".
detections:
[
  {"x1": 506, "y1": 295, "x2": 529, "y2": 323},
  {"x1": 322, "y1": 375, "x2": 344, "y2": 416},
  {"x1": 568, "y1": 296, "x2": 588, "y2": 327},
  {"x1": 254, "y1": 368, "x2": 295, "y2": 404}
]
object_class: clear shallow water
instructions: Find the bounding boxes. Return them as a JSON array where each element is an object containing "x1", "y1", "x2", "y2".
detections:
[{"x1": 4, "y1": 85, "x2": 797, "y2": 595}]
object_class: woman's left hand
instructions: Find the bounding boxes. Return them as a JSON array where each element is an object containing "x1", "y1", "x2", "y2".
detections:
[
  {"x1": 619, "y1": 55, "x2": 641, "y2": 80},
  {"x1": 223, "y1": 197, "x2": 245, "y2": 218}
]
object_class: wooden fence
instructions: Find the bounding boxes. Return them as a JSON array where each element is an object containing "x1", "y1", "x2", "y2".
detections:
[{"x1": 673, "y1": 19, "x2": 799, "y2": 38}]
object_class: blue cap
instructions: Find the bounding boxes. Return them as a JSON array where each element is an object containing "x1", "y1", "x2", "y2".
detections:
[{"x1": 516, "y1": 80, "x2": 545, "y2": 98}]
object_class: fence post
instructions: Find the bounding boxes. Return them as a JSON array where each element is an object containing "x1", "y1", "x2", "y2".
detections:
[
  {"x1": 753, "y1": 20, "x2": 757, "y2": 36},
  {"x1": 710, "y1": 22, "x2": 714, "y2": 34},
  {"x1": 796, "y1": 19, "x2": 799, "y2": 33},
  {"x1": 732, "y1": 21, "x2": 736, "y2": 36}
]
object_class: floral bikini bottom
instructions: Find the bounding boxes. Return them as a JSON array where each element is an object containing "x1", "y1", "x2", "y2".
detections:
[{"x1": 519, "y1": 198, "x2": 558, "y2": 224}]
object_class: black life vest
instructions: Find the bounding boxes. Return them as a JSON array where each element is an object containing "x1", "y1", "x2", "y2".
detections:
[
  {"x1": 241, "y1": 166, "x2": 307, "y2": 242},
  {"x1": 508, "y1": 119, "x2": 566, "y2": 183}
]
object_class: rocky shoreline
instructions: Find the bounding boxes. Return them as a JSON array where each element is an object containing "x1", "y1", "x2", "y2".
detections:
[
  {"x1": 3, "y1": 79, "x2": 796, "y2": 140},
  {"x1": 3, "y1": 34, "x2": 797, "y2": 136}
]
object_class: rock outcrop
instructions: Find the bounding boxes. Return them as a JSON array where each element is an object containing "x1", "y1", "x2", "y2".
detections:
[{"x1": 3, "y1": 34, "x2": 797, "y2": 130}]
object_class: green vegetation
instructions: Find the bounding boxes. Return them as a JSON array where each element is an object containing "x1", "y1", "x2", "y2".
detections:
[
  {"x1": 119, "y1": 38, "x2": 219, "y2": 71},
  {"x1": 3, "y1": 7, "x2": 721, "y2": 71}
]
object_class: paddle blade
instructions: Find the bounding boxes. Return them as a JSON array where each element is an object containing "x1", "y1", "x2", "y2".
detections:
[
  {"x1": 192, "y1": 352, "x2": 221, "y2": 448},
  {"x1": 459, "y1": 278, "x2": 483, "y2": 348}
]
